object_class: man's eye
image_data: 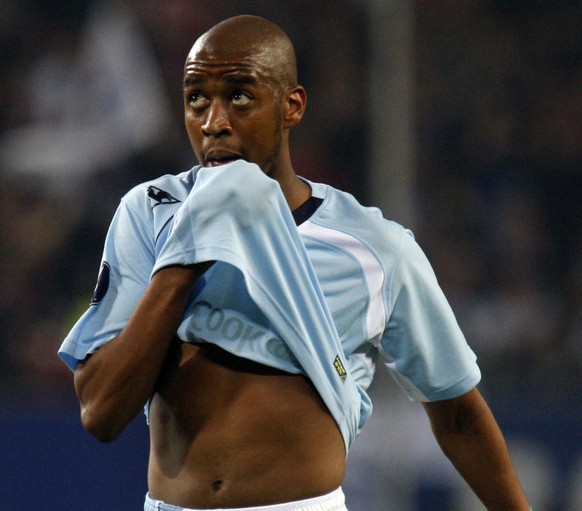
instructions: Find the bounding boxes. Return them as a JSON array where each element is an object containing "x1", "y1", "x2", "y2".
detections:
[
  {"x1": 188, "y1": 93, "x2": 208, "y2": 108},
  {"x1": 232, "y1": 92, "x2": 251, "y2": 106}
]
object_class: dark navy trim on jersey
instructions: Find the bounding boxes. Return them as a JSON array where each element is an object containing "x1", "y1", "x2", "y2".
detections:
[{"x1": 292, "y1": 196, "x2": 323, "y2": 226}]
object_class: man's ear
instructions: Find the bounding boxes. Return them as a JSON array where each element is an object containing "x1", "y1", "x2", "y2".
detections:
[{"x1": 283, "y1": 86, "x2": 307, "y2": 129}]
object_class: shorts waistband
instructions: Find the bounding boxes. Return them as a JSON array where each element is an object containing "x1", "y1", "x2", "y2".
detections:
[{"x1": 144, "y1": 487, "x2": 347, "y2": 511}]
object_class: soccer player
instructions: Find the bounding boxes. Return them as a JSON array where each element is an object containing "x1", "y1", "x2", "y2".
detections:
[{"x1": 59, "y1": 15, "x2": 531, "y2": 511}]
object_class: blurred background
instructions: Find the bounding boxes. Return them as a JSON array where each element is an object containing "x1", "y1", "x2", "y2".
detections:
[{"x1": 0, "y1": 0, "x2": 580, "y2": 509}]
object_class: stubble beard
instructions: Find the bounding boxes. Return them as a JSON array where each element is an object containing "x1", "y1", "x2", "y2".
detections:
[{"x1": 264, "y1": 100, "x2": 284, "y2": 178}]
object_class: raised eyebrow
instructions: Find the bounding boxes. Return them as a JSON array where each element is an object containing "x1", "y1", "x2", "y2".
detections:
[
  {"x1": 183, "y1": 74, "x2": 259, "y2": 89},
  {"x1": 223, "y1": 75, "x2": 259, "y2": 86},
  {"x1": 183, "y1": 76, "x2": 204, "y2": 89}
]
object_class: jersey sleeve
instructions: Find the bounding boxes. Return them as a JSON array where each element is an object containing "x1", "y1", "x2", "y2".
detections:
[
  {"x1": 378, "y1": 230, "x2": 481, "y2": 402},
  {"x1": 58, "y1": 198, "x2": 155, "y2": 371}
]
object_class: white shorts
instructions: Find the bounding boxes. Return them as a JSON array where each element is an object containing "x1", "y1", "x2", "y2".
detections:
[{"x1": 144, "y1": 487, "x2": 348, "y2": 511}]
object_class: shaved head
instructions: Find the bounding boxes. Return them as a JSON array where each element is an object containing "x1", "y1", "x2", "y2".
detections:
[
  {"x1": 187, "y1": 15, "x2": 298, "y2": 91},
  {"x1": 183, "y1": 15, "x2": 308, "y2": 182}
]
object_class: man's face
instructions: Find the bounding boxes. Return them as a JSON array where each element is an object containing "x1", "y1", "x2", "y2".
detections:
[{"x1": 183, "y1": 42, "x2": 284, "y2": 175}]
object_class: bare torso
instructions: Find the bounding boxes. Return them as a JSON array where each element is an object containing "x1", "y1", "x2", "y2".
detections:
[{"x1": 148, "y1": 339, "x2": 346, "y2": 508}]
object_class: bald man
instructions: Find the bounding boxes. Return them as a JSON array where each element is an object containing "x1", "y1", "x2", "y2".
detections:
[{"x1": 60, "y1": 15, "x2": 531, "y2": 511}]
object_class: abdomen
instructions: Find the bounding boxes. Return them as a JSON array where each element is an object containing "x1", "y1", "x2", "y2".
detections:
[{"x1": 147, "y1": 340, "x2": 346, "y2": 508}]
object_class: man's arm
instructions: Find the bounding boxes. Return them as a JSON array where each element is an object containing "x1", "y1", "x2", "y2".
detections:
[
  {"x1": 422, "y1": 387, "x2": 530, "y2": 510},
  {"x1": 74, "y1": 264, "x2": 211, "y2": 443}
]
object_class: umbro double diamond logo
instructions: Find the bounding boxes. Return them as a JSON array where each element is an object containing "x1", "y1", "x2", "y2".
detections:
[{"x1": 147, "y1": 186, "x2": 181, "y2": 206}]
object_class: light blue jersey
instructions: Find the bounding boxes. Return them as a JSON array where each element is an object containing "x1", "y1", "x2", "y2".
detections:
[{"x1": 59, "y1": 161, "x2": 480, "y2": 451}]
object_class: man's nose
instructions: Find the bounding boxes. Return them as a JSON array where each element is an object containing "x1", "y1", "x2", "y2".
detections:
[{"x1": 202, "y1": 102, "x2": 231, "y2": 137}]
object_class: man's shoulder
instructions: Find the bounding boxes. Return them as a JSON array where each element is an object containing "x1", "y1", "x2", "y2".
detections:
[{"x1": 308, "y1": 180, "x2": 409, "y2": 244}]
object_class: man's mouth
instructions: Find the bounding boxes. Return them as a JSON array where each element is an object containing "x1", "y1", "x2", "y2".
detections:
[{"x1": 205, "y1": 151, "x2": 242, "y2": 167}]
